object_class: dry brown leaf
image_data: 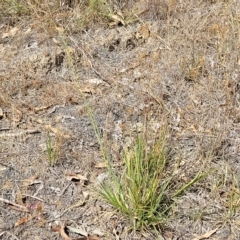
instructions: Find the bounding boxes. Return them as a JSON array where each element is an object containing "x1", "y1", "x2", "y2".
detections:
[
  {"x1": 52, "y1": 224, "x2": 72, "y2": 240},
  {"x1": 15, "y1": 215, "x2": 33, "y2": 226},
  {"x1": 65, "y1": 173, "x2": 88, "y2": 181},
  {"x1": 192, "y1": 227, "x2": 219, "y2": 240}
]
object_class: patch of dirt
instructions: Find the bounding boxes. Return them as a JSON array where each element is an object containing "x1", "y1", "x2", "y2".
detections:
[{"x1": 1, "y1": 2, "x2": 240, "y2": 239}]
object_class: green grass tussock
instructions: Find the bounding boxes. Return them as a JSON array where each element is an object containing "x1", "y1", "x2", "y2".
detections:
[{"x1": 97, "y1": 128, "x2": 206, "y2": 231}]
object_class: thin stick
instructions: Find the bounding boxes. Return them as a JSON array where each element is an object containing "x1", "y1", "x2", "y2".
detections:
[
  {"x1": 0, "y1": 197, "x2": 29, "y2": 212},
  {"x1": 22, "y1": 194, "x2": 44, "y2": 202}
]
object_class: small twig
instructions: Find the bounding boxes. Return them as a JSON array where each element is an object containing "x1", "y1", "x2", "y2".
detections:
[
  {"x1": 0, "y1": 197, "x2": 29, "y2": 212},
  {"x1": 22, "y1": 194, "x2": 44, "y2": 202},
  {"x1": 0, "y1": 231, "x2": 20, "y2": 240},
  {"x1": 0, "y1": 129, "x2": 40, "y2": 138}
]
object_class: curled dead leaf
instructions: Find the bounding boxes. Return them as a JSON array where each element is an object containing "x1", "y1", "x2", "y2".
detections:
[
  {"x1": 52, "y1": 224, "x2": 72, "y2": 240},
  {"x1": 109, "y1": 13, "x2": 125, "y2": 26},
  {"x1": 65, "y1": 173, "x2": 88, "y2": 182}
]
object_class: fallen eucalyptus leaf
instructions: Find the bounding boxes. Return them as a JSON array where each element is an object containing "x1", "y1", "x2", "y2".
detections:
[
  {"x1": 52, "y1": 224, "x2": 72, "y2": 240},
  {"x1": 67, "y1": 226, "x2": 88, "y2": 237},
  {"x1": 65, "y1": 173, "x2": 88, "y2": 182}
]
